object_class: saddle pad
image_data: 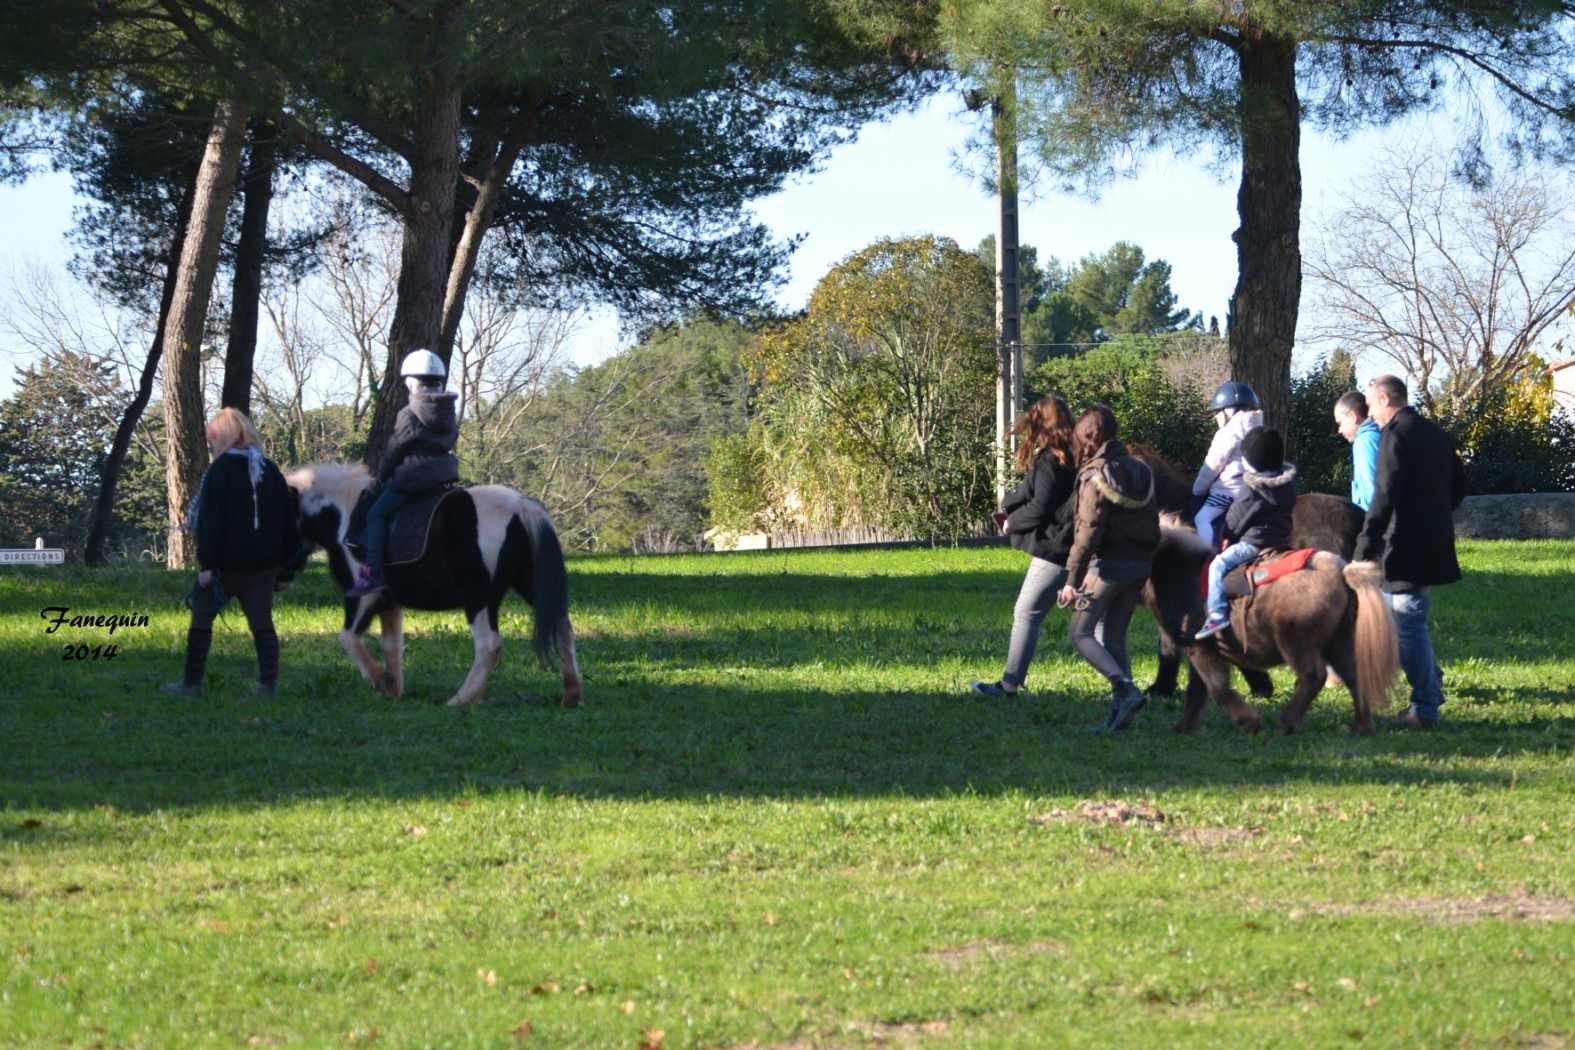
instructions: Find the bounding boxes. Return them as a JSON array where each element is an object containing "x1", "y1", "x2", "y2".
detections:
[
  {"x1": 1249, "y1": 547, "x2": 1318, "y2": 589},
  {"x1": 346, "y1": 486, "x2": 461, "y2": 567},
  {"x1": 1203, "y1": 547, "x2": 1319, "y2": 601}
]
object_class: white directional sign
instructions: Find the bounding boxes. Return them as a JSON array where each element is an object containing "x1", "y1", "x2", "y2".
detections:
[{"x1": 0, "y1": 549, "x2": 65, "y2": 564}]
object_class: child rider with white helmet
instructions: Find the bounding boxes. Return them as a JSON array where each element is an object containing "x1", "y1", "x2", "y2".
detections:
[{"x1": 346, "y1": 349, "x2": 461, "y2": 597}]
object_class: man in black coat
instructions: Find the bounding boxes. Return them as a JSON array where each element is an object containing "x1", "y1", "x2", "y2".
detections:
[{"x1": 1353, "y1": 375, "x2": 1469, "y2": 728}]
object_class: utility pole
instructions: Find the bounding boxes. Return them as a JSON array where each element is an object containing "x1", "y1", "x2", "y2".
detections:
[{"x1": 993, "y1": 73, "x2": 1022, "y2": 507}]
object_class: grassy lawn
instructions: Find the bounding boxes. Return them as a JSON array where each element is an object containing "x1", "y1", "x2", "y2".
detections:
[{"x1": 1, "y1": 540, "x2": 1572, "y2": 1048}]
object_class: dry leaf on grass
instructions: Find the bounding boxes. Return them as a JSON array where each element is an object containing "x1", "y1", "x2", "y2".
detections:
[
  {"x1": 478, "y1": 969, "x2": 498, "y2": 986},
  {"x1": 404, "y1": 825, "x2": 427, "y2": 838},
  {"x1": 530, "y1": 981, "x2": 559, "y2": 995},
  {"x1": 620, "y1": 1001, "x2": 636, "y2": 1014},
  {"x1": 638, "y1": 1027, "x2": 665, "y2": 1050},
  {"x1": 364, "y1": 958, "x2": 379, "y2": 975},
  {"x1": 510, "y1": 1019, "x2": 532, "y2": 1042}
]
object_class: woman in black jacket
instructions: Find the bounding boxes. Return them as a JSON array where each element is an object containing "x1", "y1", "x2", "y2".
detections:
[
  {"x1": 160, "y1": 408, "x2": 298, "y2": 698},
  {"x1": 970, "y1": 395, "x2": 1077, "y2": 699}
]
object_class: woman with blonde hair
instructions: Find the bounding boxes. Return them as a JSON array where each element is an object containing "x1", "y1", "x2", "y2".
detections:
[
  {"x1": 160, "y1": 407, "x2": 297, "y2": 698},
  {"x1": 970, "y1": 394, "x2": 1078, "y2": 699}
]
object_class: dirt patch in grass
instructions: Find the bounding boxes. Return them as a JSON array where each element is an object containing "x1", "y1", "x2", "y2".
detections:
[
  {"x1": 1027, "y1": 802, "x2": 1264, "y2": 852},
  {"x1": 925, "y1": 938, "x2": 1063, "y2": 969},
  {"x1": 1029, "y1": 799, "x2": 1166, "y2": 826},
  {"x1": 720, "y1": 1019, "x2": 950, "y2": 1050},
  {"x1": 1171, "y1": 825, "x2": 1263, "y2": 850},
  {"x1": 1311, "y1": 893, "x2": 1574, "y2": 924}
]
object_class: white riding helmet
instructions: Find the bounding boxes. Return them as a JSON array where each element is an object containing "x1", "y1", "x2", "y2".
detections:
[{"x1": 399, "y1": 349, "x2": 446, "y2": 381}]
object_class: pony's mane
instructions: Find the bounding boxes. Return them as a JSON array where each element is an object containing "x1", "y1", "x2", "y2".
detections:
[
  {"x1": 286, "y1": 461, "x2": 372, "y2": 516},
  {"x1": 1157, "y1": 518, "x2": 1213, "y2": 561},
  {"x1": 1127, "y1": 442, "x2": 1193, "y2": 515}
]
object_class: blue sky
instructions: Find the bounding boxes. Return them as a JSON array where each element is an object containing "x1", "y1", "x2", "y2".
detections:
[{"x1": 0, "y1": 92, "x2": 1462, "y2": 398}]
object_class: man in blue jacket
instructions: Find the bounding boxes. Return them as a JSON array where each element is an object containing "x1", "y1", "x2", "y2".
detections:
[
  {"x1": 1353, "y1": 376, "x2": 1469, "y2": 729},
  {"x1": 1334, "y1": 390, "x2": 1381, "y2": 510}
]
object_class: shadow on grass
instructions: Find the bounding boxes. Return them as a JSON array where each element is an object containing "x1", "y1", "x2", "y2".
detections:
[
  {"x1": 3, "y1": 562, "x2": 1572, "y2": 815},
  {"x1": 5, "y1": 667, "x2": 1575, "y2": 816}
]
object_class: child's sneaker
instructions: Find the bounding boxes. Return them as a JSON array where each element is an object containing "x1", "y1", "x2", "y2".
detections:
[
  {"x1": 345, "y1": 566, "x2": 386, "y2": 598},
  {"x1": 1194, "y1": 614, "x2": 1231, "y2": 640}
]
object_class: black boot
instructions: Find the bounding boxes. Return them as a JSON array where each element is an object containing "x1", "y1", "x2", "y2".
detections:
[{"x1": 1109, "y1": 678, "x2": 1148, "y2": 732}]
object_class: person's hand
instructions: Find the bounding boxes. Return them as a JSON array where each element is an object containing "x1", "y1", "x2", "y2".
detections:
[
  {"x1": 198, "y1": 570, "x2": 213, "y2": 587},
  {"x1": 1057, "y1": 585, "x2": 1077, "y2": 607}
]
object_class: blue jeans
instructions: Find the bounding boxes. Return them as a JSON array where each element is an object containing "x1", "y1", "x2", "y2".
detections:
[
  {"x1": 364, "y1": 485, "x2": 410, "y2": 573},
  {"x1": 1206, "y1": 541, "x2": 1260, "y2": 622},
  {"x1": 1387, "y1": 589, "x2": 1444, "y2": 723}
]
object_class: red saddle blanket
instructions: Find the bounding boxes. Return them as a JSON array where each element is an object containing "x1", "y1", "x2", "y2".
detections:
[{"x1": 1201, "y1": 547, "x2": 1319, "y2": 600}]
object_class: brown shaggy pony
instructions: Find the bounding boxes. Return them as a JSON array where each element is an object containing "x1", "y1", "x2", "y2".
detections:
[
  {"x1": 1147, "y1": 526, "x2": 1400, "y2": 734},
  {"x1": 1128, "y1": 445, "x2": 1365, "y2": 700}
]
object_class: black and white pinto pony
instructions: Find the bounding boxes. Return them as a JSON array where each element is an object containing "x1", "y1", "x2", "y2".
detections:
[{"x1": 285, "y1": 463, "x2": 582, "y2": 708}]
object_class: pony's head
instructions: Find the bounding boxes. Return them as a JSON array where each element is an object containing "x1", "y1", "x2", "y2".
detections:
[{"x1": 284, "y1": 462, "x2": 373, "y2": 567}]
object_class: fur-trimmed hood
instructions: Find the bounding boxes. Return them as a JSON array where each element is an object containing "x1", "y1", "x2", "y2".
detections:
[
  {"x1": 1243, "y1": 463, "x2": 1297, "y2": 494},
  {"x1": 1083, "y1": 441, "x2": 1155, "y2": 509}
]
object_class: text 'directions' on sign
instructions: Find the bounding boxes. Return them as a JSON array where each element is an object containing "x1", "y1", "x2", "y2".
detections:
[{"x1": 0, "y1": 549, "x2": 66, "y2": 565}]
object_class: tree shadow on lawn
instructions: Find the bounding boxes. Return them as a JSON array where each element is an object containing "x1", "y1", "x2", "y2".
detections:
[
  {"x1": 4, "y1": 563, "x2": 1569, "y2": 815},
  {"x1": 6, "y1": 655, "x2": 1575, "y2": 816}
]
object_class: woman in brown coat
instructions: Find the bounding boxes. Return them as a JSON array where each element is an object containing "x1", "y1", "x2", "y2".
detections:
[{"x1": 1056, "y1": 405, "x2": 1160, "y2": 733}]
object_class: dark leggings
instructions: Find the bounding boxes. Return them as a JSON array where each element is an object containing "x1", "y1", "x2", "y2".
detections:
[
  {"x1": 182, "y1": 570, "x2": 279, "y2": 687},
  {"x1": 1067, "y1": 574, "x2": 1145, "y2": 684}
]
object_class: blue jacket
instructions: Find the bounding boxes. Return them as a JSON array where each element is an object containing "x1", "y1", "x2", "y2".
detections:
[{"x1": 1350, "y1": 418, "x2": 1380, "y2": 510}]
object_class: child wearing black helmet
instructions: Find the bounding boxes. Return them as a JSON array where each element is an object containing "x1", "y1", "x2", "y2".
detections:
[{"x1": 1196, "y1": 425, "x2": 1297, "y2": 639}]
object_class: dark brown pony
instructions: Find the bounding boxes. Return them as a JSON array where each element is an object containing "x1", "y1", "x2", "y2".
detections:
[
  {"x1": 1147, "y1": 527, "x2": 1399, "y2": 734},
  {"x1": 1128, "y1": 446, "x2": 1365, "y2": 700}
]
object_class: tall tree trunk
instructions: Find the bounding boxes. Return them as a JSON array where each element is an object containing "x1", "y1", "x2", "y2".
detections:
[
  {"x1": 438, "y1": 106, "x2": 535, "y2": 361},
  {"x1": 83, "y1": 185, "x2": 197, "y2": 567},
  {"x1": 221, "y1": 119, "x2": 278, "y2": 415},
  {"x1": 363, "y1": 3, "x2": 465, "y2": 472},
  {"x1": 1228, "y1": 31, "x2": 1300, "y2": 439},
  {"x1": 161, "y1": 97, "x2": 250, "y2": 569}
]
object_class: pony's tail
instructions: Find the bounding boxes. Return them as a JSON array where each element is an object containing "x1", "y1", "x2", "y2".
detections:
[
  {"x1": 1343, "y1": 560, "x2": 1399, "y2": 717},
  {"x1": 517, "y1": 501, "x2": 569, "y2": 669}
]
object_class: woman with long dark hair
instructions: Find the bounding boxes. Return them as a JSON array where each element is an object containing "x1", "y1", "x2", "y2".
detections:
[
  {"x1": 1057, "y1": 405, "x2": 1160, "y2": 732},
  {"x1": 970, "y1": 395, "x2": 1078, "y2": 699}
]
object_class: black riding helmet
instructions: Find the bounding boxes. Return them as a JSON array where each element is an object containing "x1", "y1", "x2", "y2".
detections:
[{"x1": 1208, "y1": 380, "x2": 1261, "y2": 413}]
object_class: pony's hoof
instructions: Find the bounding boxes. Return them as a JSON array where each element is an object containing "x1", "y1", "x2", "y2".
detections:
[
  {"x1": 1350, "y1": 722, "x2": 1376, "y2": 737},
  {"x1": 445, "y1": 694, "x2": 478, "y2": 708},
  {"x1": 1236, "y1": 717, "x2": 1263, "y2": 734},
  {"x1": 1170, "y1": 720, "x2": 1197, "y2": 734},
  {"x1": 375, "y1": 672, "x2": 401, "y2": 697},
  {"x1": 1145, "y1": 683, "x2": 1176, "y2": 700},
  {"x1": 561, "y1": 686, "x2": 582, "y2": 709}
]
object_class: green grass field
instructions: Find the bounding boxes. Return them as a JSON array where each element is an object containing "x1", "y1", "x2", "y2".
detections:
[{"x1": 2, "y1": 541, "x2": 1572, "y2": 1048}]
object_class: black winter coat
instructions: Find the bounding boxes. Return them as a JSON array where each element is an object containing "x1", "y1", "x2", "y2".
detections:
[
  {"x1": 194, "y1": 450, "x2": 298, "y2": 572},
  {"x1": 380, "y1": 389, "x2": 461, "y2": 492},
  {"x1": 1222, "y1": 465, "x2": 1296, "y2": 549},
  {"x1": 1002, "y1": 449, "x2": 1077, "y2": 563},
  {"x1": 1353, "y1": 406, "x2": 1469, "y2": 591}
]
